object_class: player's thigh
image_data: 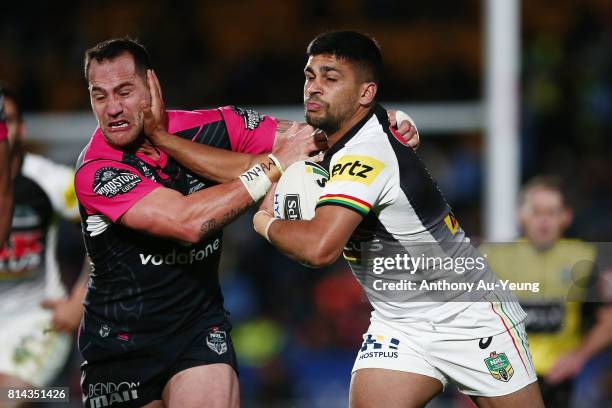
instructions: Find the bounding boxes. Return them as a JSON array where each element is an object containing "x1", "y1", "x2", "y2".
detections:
[
  {"x1": 471, "y1": 381, "x2": 544, "y2": 408},
  {"x1": 350, "y1": 368, "x2": 443, "y2": 408},
  {"x1": 162, "y1": 363, "x2": 239, "y2": 408}
]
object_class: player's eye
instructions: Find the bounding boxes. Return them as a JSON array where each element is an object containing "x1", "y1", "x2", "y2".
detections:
[
  {"x1": 93, "y1": 94, "x2": 106, "y2": 101},
  {"x1": 326, "y1": 77, "x2": 338, "y2": 82}
]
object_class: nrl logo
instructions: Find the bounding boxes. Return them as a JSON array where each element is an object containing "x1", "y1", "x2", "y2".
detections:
[
  {"x1": 206, "y1": 330, "x2": 228, "y2": 355},
  {"x1": 484, "y1": 351, "x2": 514, "y2": 382},
  {"x1": 99, "y1": 324, "x2": 111, "y2": 338}
]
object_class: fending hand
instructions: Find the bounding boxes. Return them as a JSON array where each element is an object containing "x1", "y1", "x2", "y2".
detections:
[
  {"x1": 142, "y1": 69, "x2": 167, "y2": 145},
  {"x1": 272, "y1": 122, "x2": 328, "y2": 169}
]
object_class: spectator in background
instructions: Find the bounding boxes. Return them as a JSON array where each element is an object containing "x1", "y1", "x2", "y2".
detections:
[
  {"x1": 0, "y1": 87, "x2": 87, "y2": 390},
  {"x1": 0, "y1": 88, "x2": 13, "y2": 246},
  {"x1": 481, "y1": 176, "x2": 612, "y2": 407}
]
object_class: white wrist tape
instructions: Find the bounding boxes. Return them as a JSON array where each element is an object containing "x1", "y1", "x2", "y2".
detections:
[
  {"x1": 263, "y1": 217, "x2": 276, "y2": 242},
  {"x1": 240, "y1": 163, "x2": 272, "y2": 202},
  {"x1": 267, "y1": 153, "x2": 284, "y2": 175},
  {"x1": 395, "y1": 110, "x2": 418, "y2": 134},
  {"x1": 253, "y1": 210, "x2": 276, "y2": 242}
]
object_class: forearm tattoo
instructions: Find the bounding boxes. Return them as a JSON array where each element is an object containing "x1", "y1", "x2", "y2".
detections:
[{"x1": 199, "y1": 203, "x2": 252, "y2": 240}]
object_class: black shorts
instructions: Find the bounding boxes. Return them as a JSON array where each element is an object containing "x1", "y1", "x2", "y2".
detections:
[{"x1": 81, "y1": 322, "x2": 237, "y2": 407}]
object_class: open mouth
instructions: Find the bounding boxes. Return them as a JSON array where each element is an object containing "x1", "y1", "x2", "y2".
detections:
[{"x1": 108, "y1": 119, "x2": 130, "y2": 130}]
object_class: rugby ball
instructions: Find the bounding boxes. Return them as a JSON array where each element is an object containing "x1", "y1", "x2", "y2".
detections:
[{"x1": 274, "y1": 161, "x2": 329, "y2": 220}]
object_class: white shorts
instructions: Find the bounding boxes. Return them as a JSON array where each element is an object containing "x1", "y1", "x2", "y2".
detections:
[
  {"x1": 0, "y1": 309, "x2": 72, "y2": 386},
  {"x1": 352, "y1": 300, "x2": 537, "y2": 397}
]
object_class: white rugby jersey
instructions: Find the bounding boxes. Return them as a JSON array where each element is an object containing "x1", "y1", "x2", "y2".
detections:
[
  {"x1": 316, "y1": 104, "x2": 524, "y2": 324},
  {"x1": 0, "y1": 154, "x2": 79, "y2": 318}
]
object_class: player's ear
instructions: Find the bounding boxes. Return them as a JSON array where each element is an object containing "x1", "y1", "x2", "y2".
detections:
[{"x1": 359, "y1": 82, "x2": 377, "y2": 106}]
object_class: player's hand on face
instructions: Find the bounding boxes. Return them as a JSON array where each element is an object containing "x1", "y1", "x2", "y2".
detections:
[
  {"x1": 388, "y1": 110, "x2": 420, "y2": 149},
  {"x1": 272, "y1": 122, "x2": 328, "y2": 169},
  {"x1": 41, "y1": 297, "x2": 84, "y2": 333},
  {"x1": 142, "y1": 69, "x2": 167, "y2": 145}
]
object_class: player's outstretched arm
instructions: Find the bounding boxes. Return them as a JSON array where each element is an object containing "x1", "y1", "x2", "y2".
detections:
[
  {"x1": 142, "y1": 70, "x2": 326, "y2": 183},
  {"x1": 545, "y1": 305, "x2": 612, "y2": 385},
  {"x1": 41, "y1": 258, "x2": 90, "y2": 333},
  {"x1": 253, "y1": 196, "x2": 362, "y2": 267},
  {"x1": 120, "y1": 157, "x2": 280, "y2": 243}
]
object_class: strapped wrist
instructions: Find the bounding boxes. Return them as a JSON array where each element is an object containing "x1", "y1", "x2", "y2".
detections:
[
  {"x1": 253, "y1": 210, "x2": 276, "y2": 242},
  {"x1": 267, "y1": 154, "x2": 284, "y2": 175},
  {"x1": 240, "y1": 163, "x2": 272, "y2": 202}
]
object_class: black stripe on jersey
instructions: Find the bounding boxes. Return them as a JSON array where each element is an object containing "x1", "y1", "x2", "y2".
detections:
[
  {"x1": 203, "y1": 120, "x2": 231, "y2": 150},
  {"x1": 175, "y1": 122, "x2": 232, "y2": 151},
  {"x1": 175, "y1": 125, "x2": 202, "y2": 141},
  {"x1": 373, "y1": 105, "x2": 451, "y2": 228}
]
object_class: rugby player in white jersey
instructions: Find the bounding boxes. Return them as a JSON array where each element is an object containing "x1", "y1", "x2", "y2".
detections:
[
  {"x1": 254, "y1": 31, "x2": 544, "y2": 407},
  {"x1": 0, "y1": 88, "x2": 87, "y2": 390}
]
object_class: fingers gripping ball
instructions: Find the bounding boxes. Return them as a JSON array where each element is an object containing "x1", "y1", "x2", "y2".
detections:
[{"x1": 274, "y1": 161, "x2": 329, "y2": 221}]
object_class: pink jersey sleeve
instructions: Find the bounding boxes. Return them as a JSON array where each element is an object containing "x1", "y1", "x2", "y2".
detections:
[
  {"x1": 75, "y1": 160, "x2": 162, "y2": 222},
  {"x1": 218, "y1": 106, "x2": 277, "y2": 154}
]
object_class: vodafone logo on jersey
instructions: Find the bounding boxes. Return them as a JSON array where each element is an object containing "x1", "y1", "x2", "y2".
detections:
[{"x1": 139, "y1": 239, "x2": 221, "y2": 266}]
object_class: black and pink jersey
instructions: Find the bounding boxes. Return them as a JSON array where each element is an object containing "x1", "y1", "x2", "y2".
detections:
[{"x1": 75, "y1": 106, "x2": 275, "y2": 359}]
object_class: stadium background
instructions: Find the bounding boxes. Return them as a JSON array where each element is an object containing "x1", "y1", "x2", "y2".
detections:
[{"x1": 1, "y1": 0, "x2": 611, "y2": 406}]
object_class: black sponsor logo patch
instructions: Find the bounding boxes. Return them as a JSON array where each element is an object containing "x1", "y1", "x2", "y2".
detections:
[
  {"x1": 232, "y1": 106, "x2": 264, "y2": 130},
  {"x1": 284, "y1": 194, "x2": 302, "y2": 220},
  {"x1": 93, "y1": 167, "x2": 142, "y2": 198}
]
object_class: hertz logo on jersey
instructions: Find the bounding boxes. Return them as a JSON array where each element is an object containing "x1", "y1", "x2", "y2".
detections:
[{"x1": 330, "y1": 155, "x2": 384, "y2": 186}]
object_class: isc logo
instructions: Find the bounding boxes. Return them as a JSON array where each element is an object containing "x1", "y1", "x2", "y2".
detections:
[{"x1": 330, "y1": 155, "x2": 384, "y2": 186}]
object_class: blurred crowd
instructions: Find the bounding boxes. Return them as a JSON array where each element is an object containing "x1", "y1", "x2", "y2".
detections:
[{"x1": 0, "y1": 0, "x2": 611, "y2": 407}]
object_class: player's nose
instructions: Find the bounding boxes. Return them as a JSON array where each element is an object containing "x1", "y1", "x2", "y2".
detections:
[
  {"x1": 306, "y1": 80, "x2": 323, "y2": 96},
  {"x1": 105, "y1": 95, "x2": 124, "y2": 117}
]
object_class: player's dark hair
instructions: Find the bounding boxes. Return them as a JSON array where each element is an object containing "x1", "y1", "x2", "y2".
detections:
[
  {"x1": 1, "y1": 86, "x2": 23, "y2": 121},
  {"x1": 307, "y1": 30, "x2": 383, "y2": 85},
  {"x1": 84, "y1": 37, "x2": 152, "y2": 81},
  {"x1": 519, "y1": 176, "x2": 567, "y2": 207}
]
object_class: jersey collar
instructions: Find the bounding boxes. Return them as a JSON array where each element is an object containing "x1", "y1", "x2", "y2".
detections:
[
  {"x1": 320, "y1": 103, "x2": 386, "y2": 170},
  {"x1": 91, "y1": 128, "x2": 168, "y2": 169}
]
